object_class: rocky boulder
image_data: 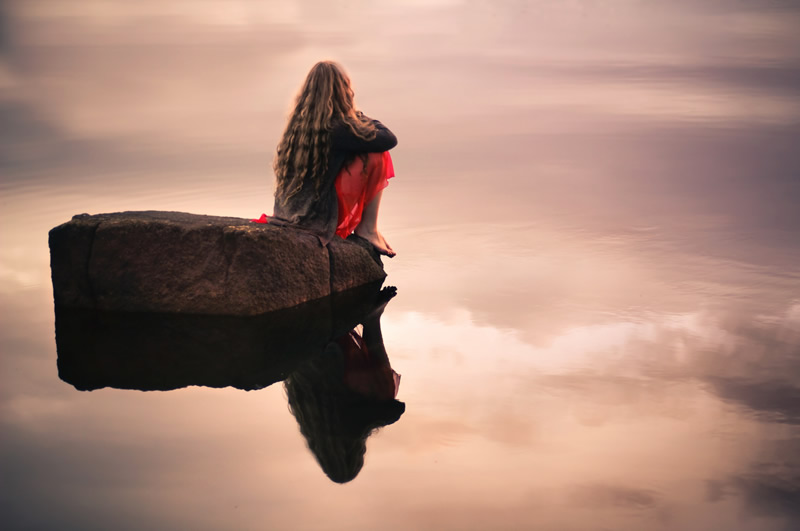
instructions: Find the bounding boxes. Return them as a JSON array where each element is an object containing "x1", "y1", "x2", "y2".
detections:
[{"x1": 49, "y1": 211, "x2": 386, "y2": 315}]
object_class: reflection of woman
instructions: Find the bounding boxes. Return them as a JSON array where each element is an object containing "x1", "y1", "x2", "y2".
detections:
[
  {"x1": 284, "y1": 287, "x2": 404, "y2": 483},
  {"x1": 271, "y1": 61, "x2": 398, "y2": 256}
]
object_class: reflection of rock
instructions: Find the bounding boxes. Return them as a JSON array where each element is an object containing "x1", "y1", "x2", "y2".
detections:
[
  {"x1": 56, "y1": 281, "x2": 387, "y2": 392},
  {"x1": 49, "y1": 211, "x2": 386, "y2": 315}
]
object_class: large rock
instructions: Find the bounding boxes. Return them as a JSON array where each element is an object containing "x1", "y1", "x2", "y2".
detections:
[{"x1": 49, "y1": 211, "x2": 385, "y2": 315}]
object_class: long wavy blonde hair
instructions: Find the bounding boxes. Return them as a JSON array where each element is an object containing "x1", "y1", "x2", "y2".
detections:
[{"x1": 274, "y1": 61, "x2": 377, "y2": 204}]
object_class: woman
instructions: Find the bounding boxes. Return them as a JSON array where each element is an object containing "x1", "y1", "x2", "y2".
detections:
[{"x1": 271, "y1": 61, "x2": 398, "y2": 257}]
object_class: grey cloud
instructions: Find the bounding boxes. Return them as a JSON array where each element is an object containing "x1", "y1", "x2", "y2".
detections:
[
  {"x1": 0, "y1": 100, "x2": 140, "y2": 182},
  {"x1": 1, "y1": 100, "x2": 71, "y2": 155},
  {"x1": 706, "y1": 479, "x2": 729, "y2": 503},
  {"x1": 632, "y1": 311, "x2": 800, "y2": 425},
  {"x1": 0, "y1": 416, "x2": 264, "y2": 531},
  {"x1": 707, "y1": 442, "x2": 800, "y2": 524},
  {"x1": 569, "y1": 484, "x2": 660, "y2": 510},
  {"x1": 734, "y1": 474, "x2": 800, "y2": 519},
  {"x1": 0, "y1": 1, "x2": 10, "y2": 57},
  {"x1": 706, "y1": 377, "x2": 800, "y2": 425},
  {"x1": 669, "y1": 0, "x2": 800, "y2": 15},
  {"x1": 533, "y1": 63, "x2": 800, "y2": 97},
  {"x1": 524, "y1": 304, "x2": 800, "y2": 427},
  {"x1": 0, "y1": 100, "x2": 272, "y2": 187}
]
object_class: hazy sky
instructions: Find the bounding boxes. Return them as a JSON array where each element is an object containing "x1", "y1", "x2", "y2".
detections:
[{"x1": 2, "y1": 0, "x2": 799, "y2": 183}]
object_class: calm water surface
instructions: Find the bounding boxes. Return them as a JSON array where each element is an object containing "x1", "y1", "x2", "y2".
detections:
[{"x1": 2, "y1": 2, "x2": 800, "y2": 530}]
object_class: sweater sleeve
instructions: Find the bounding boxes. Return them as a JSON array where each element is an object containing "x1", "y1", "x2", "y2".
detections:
[{"x1": 330, "y1": 117, "x2": 398, "y2": 153}]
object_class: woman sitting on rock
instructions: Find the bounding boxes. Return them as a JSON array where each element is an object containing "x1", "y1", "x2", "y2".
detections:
[{"x1": 270, "y1": 60, "x2": 398, "y2": 257}]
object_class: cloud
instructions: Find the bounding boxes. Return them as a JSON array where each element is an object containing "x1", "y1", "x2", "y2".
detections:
[
  {"x1": 569, "y1": 483, "x2": 660, "y2": 510},
  {"x1": 0, "y1": 2, "x2": 11, "y2": 57},
  {"x1": 0, "y1": 99, "x2": 273, "y2": 190},
  {"x1": 707, "y1": 440, "x2": 800, "y2": 524},
  {"x1": 385, "y1": 299, "x2": 800, "y2": 430},
  {"x1": 733, "y1": 474, "x2": 800, "y2": 520},
  {"x1": 530, "y1": 62, "x2": 800, "y2": 97},
  {"x1": 706, "y1": 378, "x2": 800, "y2": 425}
]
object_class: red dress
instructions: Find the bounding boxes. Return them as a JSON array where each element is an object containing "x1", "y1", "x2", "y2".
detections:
[
  {"x1": 251, "y1": 150, "x2": 395, "y2": 239},
  {"x1": 334, "y1": 151, "x2": 395, "y2": 239}
]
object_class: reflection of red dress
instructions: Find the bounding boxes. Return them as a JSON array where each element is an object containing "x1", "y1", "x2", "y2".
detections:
[
  {"x1": 334, "y1": 151, "x2": 395, "y2": 239},
  {"x1": 337, "y1": 330, "x2": 400, "y2": 400}
]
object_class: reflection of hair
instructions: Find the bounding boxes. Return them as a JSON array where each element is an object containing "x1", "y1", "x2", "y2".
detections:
[
  {"x1": 274, "y1": 61, "x2": 377, "y2": 205},
  {"x1": 284, "y1": 341, "x2": 404, "y2": 483}
]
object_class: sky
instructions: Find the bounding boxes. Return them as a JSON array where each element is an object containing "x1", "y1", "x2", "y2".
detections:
[{"x1": 2, "y1": 0, "x2": 799, "y2": 188}]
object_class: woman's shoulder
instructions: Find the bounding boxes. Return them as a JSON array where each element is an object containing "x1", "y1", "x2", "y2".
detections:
[
  {"x1": 330, "y1": 115, "x2": 397, "y2": 152},
  {"x1": 328, "y1": 118, "x2": 355, "y2": 136}
]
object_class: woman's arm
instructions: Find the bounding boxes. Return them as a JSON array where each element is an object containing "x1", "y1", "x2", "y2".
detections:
[{"x1": 330, "y1": 118, "x2": 397, "y2": 153}]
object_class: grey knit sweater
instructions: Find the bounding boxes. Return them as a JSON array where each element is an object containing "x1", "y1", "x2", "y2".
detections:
[{"x1": 272, "y1": 117, "x2": 397, "y2": 245}]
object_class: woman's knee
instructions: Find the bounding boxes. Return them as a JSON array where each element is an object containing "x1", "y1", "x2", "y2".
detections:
[
  {"x1": 366, "y1": 152, "x2": 384, "y2": 162},
  {"x1": 364, "y1": 152, "x2": 385, "y2": 173}
]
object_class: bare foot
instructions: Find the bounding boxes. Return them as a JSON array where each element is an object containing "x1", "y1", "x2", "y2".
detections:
[
  {"x1": 355, "y1": 227, "x2": 396, "y2": 257},
  {"x1": 380, "y1": 234, "x2": 395, "y2": 256}
]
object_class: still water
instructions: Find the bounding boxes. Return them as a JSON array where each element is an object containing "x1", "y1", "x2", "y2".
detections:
[{"x1": 2, "y1": 1, "x2": 800, "y2": 530}]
